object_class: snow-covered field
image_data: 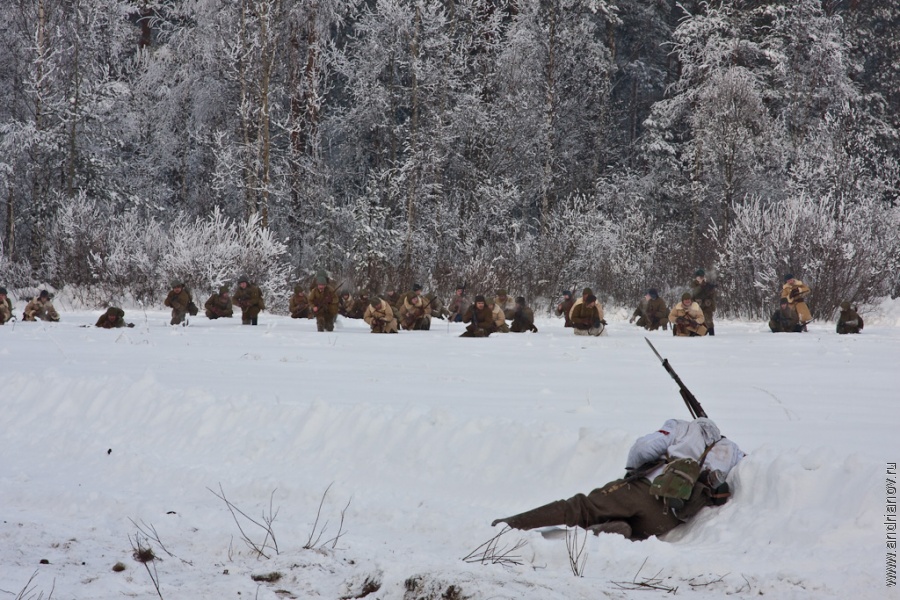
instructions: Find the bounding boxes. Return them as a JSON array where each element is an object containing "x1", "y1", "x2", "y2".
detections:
[{"x1": 2, "y1": 298, "x2": 899, "y2": 599}]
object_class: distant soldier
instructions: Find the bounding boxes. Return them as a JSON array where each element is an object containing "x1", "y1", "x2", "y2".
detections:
[
  {"x1": 630, "y1": 288, "x2": 667, "y2": 331},
  {"x1": 494, "y1": 289, "x2": 517, "y2": 320},
  {"x1": 510, "y1": 297, "x2": 538, "y2": 333},
  {"x1": 447, "y1": 285, "x2": 470, "y2": 323},
  {"x1": 426, "y1": 292, "x2": 448, "y2": 321},
  {"x1": 768, "y1": 298, "x2": 801, "y2": 333},
  {"x1": 556, "y1": 290, "x2": 574, "y2": 328},
  {"x1": 289, "y1": 285, "x2": 311, "y2": 319},
  {"x1": 569, "y1": 288, "x2": 604, "y2": 326},
  {"x1": 571, "y1": 293, "x2": 605, "y2": 336},
  {"x1": 95, "y1": 307, "x2": 133, "y2": 329},
  {"x1": 399, "y1": 294, "x2": 430, "y2": 331},
  {"x1": 23, "y1": 290, "x2": 60, "y2": 322},
  {"x1": 164, "y1": 281, "x2": 197, "y2": 326},
  {"x1": 836, "y1": 301, "x2": 864, "y2": 334},
  {"x1": 489, "y1": 299, "x2": 509, "y2": 333},
  {"x1": 0, "y1": 286, "x2": 14, "y2": 325},
  {"x1": 384, "y1": 286, "x2": 403, "y2": 316},
  {"x1": 308, "y1": 273, "x2": 339, "y2": 332},
  {"x1": 348, "y1": 291, "x2": 370, "y2": 319},
  {"x1": 781, "y1": 273, "x2": 812, "y2": 326},
  {"x1": 364, "y1": 296, "x2": 399, "y2": 333},
  {"x1": 461, "y1": 295, "x2": 497, "y2": 338},
  {"x1": 669, "y1": 292, "x2": 707, "y2": 337},
  {"x1": 204, "y1": 286, "x2": 234, "y2": 319},
  {"x1": 690, "y1": 269, "x2": 717, "y2": 335},
  {"x1": 338, "y1": 290, "x2": 354, "y2": 318},
  {"x1": 233, "y1": 275, "x2": 266, "y2": 325}
]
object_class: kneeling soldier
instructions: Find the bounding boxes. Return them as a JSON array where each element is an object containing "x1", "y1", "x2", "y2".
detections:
[
  {"x1": 23, "y1": 290, "x2": 60, "y2": 322},
  {"x1": 364, "y1": 296, "x2": 399, "y2": 333},
  {"x1": 205, "y1": 286, "x2": 234, "y2": 319}
]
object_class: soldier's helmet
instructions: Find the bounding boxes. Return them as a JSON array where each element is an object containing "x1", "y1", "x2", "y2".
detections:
[
  {"x1": 840, "y1": 301, "x2": 851, "y2": 310},
  {"x1": 171, "y1": 280, "x2": 184, "y2": 289},
  {"x1": 238, "y1": 274, "x2": 250, "y2": 285},
  {"x1": 682, "y1": 292, "x2": 693, "y2": 301},
  {"x1": 219, "y1": 286, "x2": 230, "y2": 295},
  {"x1": 294, "y1": 283, "x2": 305, "y2": 294},
  {"x1": 369, "y1": 297, "x2": 381, "y2": 307},
  {"x1": 497, "y1": 289, "x2": 507, "y2": 296},
  {"x1": 695, "y1": 268, "x2": 705, "y2": 277},
  {"x1": 582, "y1": 287, "x2": 593, "y2": 296}
]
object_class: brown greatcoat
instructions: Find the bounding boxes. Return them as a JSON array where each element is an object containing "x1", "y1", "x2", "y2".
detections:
[
  {"x1": 690, "y1": 278, "x2": 717, "y2": 330},
  {"x1": 571, "y1": 302, "x2": 603, "y2": 331},
  {"x1": 510, "y1": 305, "x2": 538, "y2": 333},
  {"x1": 364, "y1": 301, "x2": 399, "y2": 333},
  {"x1": 669, "y1": 301, "x2": 707, "y2": 336},
  {"x1": 348, "y1": 296, "x2": 370, "y2": 319},
  {"x1": 461, "y1": 304, "x2": 496, "y2": 337},
  {"x1": 234, "y1": 283, "x2": 266, "y2": 324},
  {"x1": 494, "y1": 295, "x2": 517, "y2": 320},
  {"x1": 769, "y1": 304, "x2": 800, "y2": 333},
  {"x1": 633, "y1": 297, "x2": 668, "y2": 331},
  {"x1": 569, "y1": 297, "x2": 604, "y2": 323},
  {"x1": 164, "y1": 287, "x2": 194, "y2": 325},
  {"x1": 1, "y1": 296, "x2": 15, "y2": 324},
  {"x1": 23, "y1": 297, "x2": 60, "y2": 322},
  {"x1": 556, "y1": 296, "x2": 575, "y2": 327},
  {"x1": 399, "y1": 296, "x2": 430, "y2": 330},
  {"x1": 289, "y1": 287, "x2": 311, "y2": 319},
  {"x1": 781, "y1": 279, "x2": 812, "y2": 323},
  {"x1": 205, "y1": 289, "x2": 234, "y2": 319},
  {"x1": 308, "y1": 284, "x2": 339, "y2": 331}
]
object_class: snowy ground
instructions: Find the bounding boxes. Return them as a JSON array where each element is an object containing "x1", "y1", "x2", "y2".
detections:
[{"x1": 1, "y1": 297, "x2": 899, "y2": 599}]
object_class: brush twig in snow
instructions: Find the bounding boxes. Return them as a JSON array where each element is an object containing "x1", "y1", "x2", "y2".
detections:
[
  {"x1": 208, "y1": 484, "x2": 279, "y2": 559},
  {"x1": 462, "y1": 526, "x2": 527, "y2": 567}
]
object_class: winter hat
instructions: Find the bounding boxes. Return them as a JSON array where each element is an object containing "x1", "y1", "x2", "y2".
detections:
[
  {"x1": 456, "y1": 284, "x2": 465, "y2": 291},
  {"x1": 779, "y1": 297, "x2": 789, "y2": 305},
  {"x1": 39, "y1": 290, "x2": 50, "y2": 299},
  {"x1": 220, "y1": 286, "x2": 230, "y2": 295},
  {"x1": 0, "y1": 286, "x2": 7, "y2": 295},
  {"x1": 106, "y1": 307, "x2": 123, "y2": 317},
  {"x1": 562, "y1": 290, "x2": 571, "y2": 298},
  {"x1": 648, "y1": 288, "x2": 658, "y2": 299},
  {"x1": 340, "y1": 290, "x2": 350, "y2": 297},
  {"x1": 238, "y1": 274, "x2": 250, "y2": 284},
  {"x1": 369, "y1": 297, "x2": 382, "y2": 307},
  {"x1": 497, "y1": 289, "x2": 507, "y2": 296},
  {"x1": 293, "y1": 284, "x2": 305, "y2": 294},
  {"x1": 784, "y1": 273, "x2": 794, "y2": 282},
  {"x1": 413, "y1": 283, "x2": 423, "y2": 291},
  {"x1": 840, "y1": 301, "x2": 851, "y2": 310},
  {"x1": 585, "y1": 294, "x2": 597, "y2": 304},
  {"x1": 516, "y1": 296, "x2": 525, "y2": 306},
  {"x1": 474, "y1": 294, "x2": 486, "y2": 303},
  {"x1": 171, "y1": 280, "x2": 184, "y2": 288},
  {"x1": 695, "y1": 269, "x2": 705, "y2": 277},
  {"x1": 582, "y1": 287, "x2": 593, "y2": 296},
  {"x1": 682, "y1": 292, "x2": 693, "y2": 301}
]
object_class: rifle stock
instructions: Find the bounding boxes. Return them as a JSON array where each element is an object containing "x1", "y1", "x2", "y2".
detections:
[{"x1": 645, "y1": 338, "x2": 708, "y2": 419}]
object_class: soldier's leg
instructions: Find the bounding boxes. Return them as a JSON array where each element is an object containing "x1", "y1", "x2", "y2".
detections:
[
  {"x1": 705, "y1": 311, "x2": 715, "y2": 336},
  {"x1": 206, "y1": 310, "x2": 219, "y2": 320},
  {"x1": 171, "y1": 309, "x2": 186, "y2": 325},
  {"x1": 325, "y1": 314, "x2": 335, "y2": 332},
  {"x1": 242, "y1": 309, "x2": 252, "y2": 325}
]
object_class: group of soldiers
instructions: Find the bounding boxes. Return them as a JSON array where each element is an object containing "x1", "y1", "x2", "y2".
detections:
[
  {"x1": 0, "y1": 287, "x2": 61, "y2": 325},
  {"x1": 0, "y1": 269, "x2": 867, "y2": 336},
  {"x1": 286, "y1": 278, "x2": 540, "y2": 336},
  {"x1": 627, "y1": 270, "x2": 864, "y2": 336}
]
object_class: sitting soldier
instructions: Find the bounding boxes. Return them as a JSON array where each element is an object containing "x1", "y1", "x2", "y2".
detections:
[
  {"x1": 23, "y1": 290, "x2": 60, "y2": 322},
  {"x1": 630, "y1": 288, "x2": 667, "y2": 331},
  {"x1": 0, "y1": 286, "x2": 15, "y2": 325},
  {"x1": 836, "y1": 301, "x2": 864, "y2": 334},
  {"x1": 363, "y1": 296, "x2": 399, "y2": 333},
  {"x1": 669, "y1": 293, "x2": 707, "y2": 337},
  {"x1": 461, "y1": 295, "x2": 497, "y2": 338},
  {"x1": 768, "y1": 298, "x2": 801, "y2": 333},
  {"x1": 204, "y1": 286, "x2": 234, "y2": 319},
  {"x1": 509, "y1": 297, "x2": 538, "y2": 333},
  {"x1": 570, "y1": 293, "x2": 605, "y2": 336},
  {"x1": 289, "y1": 285, "x2": 311, "y2": 319}
]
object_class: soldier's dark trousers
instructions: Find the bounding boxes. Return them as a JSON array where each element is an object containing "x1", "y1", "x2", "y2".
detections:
[
  {"x1": 317, "y1": 315, "x2": 335, "y2": 332},
  {"x1": 170, "y1": 309, "x2": 187, "y2": 325},
  {"x1": 496, "y1": 478, "x2": 709, "y2": 540}
]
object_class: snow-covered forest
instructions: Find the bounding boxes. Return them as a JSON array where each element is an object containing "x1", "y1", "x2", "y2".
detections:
[{"x1": 1, "y1": 0, "x2": 898, "y2": 318}]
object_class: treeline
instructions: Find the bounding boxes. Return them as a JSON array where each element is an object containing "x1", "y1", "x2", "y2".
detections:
[{"x1": 0, "y1": 0, "x2": 898, "y2": 318}]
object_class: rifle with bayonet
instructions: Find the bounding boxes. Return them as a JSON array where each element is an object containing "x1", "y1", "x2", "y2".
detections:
[{"x1": 644, "y1": 337, "x2": 708, "y2": 419}]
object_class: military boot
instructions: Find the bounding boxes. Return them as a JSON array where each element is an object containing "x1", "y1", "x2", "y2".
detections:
[{"x1": 491, "y1": 500, "x2": 569, "y2": 530}]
